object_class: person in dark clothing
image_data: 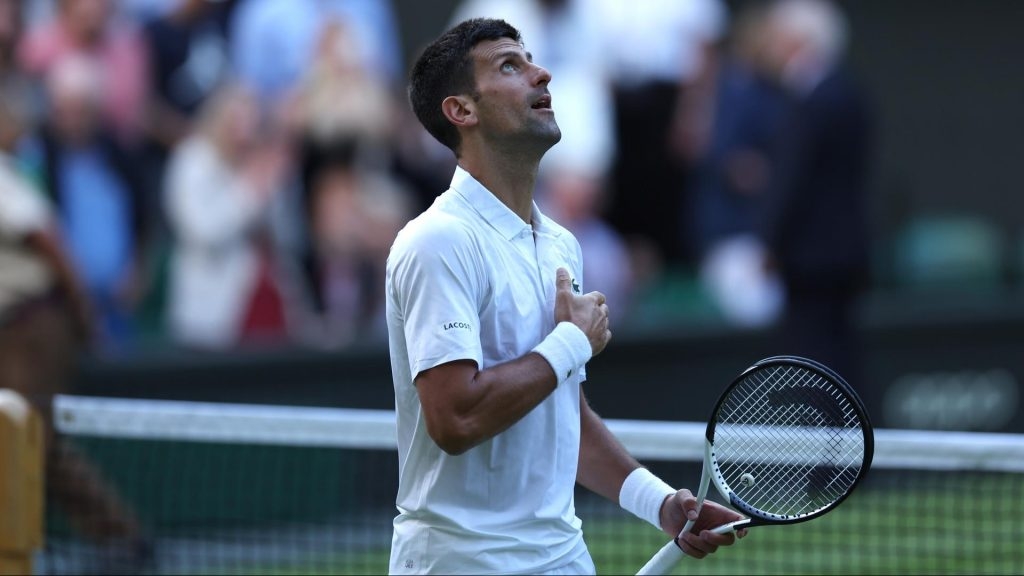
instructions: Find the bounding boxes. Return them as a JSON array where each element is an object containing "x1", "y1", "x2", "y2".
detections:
[
  {"x1": 139, "y1": 0, "x2": 235, "y2": 188},
  {"x1": 759, "y1": 0, "x2": 873, "y2": 385},
  {"x1": 691, "y1": 5, "x2": 788, "y2": 326}
]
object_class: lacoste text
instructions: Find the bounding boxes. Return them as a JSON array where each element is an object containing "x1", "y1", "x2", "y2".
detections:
[{"x1": 443, "y1": 322, "x2": 472, "y2": 331}]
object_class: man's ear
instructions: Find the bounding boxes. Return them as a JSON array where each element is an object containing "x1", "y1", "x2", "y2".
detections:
[{"x1": 441, "y1": 95, "x2": 477, "y2": 130}]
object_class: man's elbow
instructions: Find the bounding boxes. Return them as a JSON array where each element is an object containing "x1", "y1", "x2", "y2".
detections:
[
  {"x1": 435, "y1": 436, "x2": 473, "y2": 456},
  {"x1": 425, "y1": 416, "x2": 479, "y2": 456}
]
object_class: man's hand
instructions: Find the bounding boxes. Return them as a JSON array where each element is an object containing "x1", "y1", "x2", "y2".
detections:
[
  {"x1": 554, "y1": 267, "x2": 611, "y2": 355},
  {"x1": 659, "y1": 489, "x2": 748, "y2": 559}
]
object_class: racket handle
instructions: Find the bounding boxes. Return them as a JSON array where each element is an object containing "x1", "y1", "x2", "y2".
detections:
[{"x1": 635, "y1": 540, "x2": 685, "y2": 575}]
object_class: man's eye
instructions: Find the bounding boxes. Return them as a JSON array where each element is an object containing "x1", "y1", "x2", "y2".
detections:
[{"x1": 501, "y1": 62, "x2": 516, "y2": 72}]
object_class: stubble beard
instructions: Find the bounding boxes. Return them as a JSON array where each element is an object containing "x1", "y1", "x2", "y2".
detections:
[
  {"x1": 522, "y1": 113, "x2": 562, "y2": 157},
  {"x1": 481, "y1": 104, "x2": 563, "y2": 160}
]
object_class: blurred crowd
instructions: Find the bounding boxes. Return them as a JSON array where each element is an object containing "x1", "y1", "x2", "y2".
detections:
[{"x1": 0, "y1": 0, "x2": 872, "y2": 364}]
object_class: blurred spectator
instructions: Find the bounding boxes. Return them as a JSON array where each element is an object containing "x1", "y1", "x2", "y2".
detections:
[
  {"x1": 296, "y1": 143, "x2": 414, "y2": 348},
  {"x1": 117, "y1": 0, "x2": 190, "y2": 22},
  {"x1": 27, "y1": 54, "x2": 149, "y2": 350},
  {"x1": 137, "y1": 0, "x2": 235, "y2": 249},
  {"x1": 141, "y1": 0, "x2": 233, "y2": 156},
  {"x1": 18, "y1": 0, "x2": 150, "y2": 145},
  {"x1": 1, "y1": 0, "x2": 33, "y2": 96},
  {"x1": 230, "y1": 0, "x2": 402, "y2": 108},
  {"x1": 390, "y1": 92, "x2": 457, "y2": 214},
  {"x1": 0, "y1": 0, "x2": 16, "y2": 58},
  {"x1": 693, "y1": 3, "x2": 786, "y2": 327},
  {"x1": 538, "y1": 168, "x2": 634, "y2": 323},
  {"x1": 449, "y1": 0, "x2": 614, "y2": 176},
  {"x1": 758, "y1": 0, "x2": 873, "y2": 384},
  {"x1": 0, "y1": 83, "x2": 146, "y2": 570},
  {"x1": 280, "y1": 13, "x2": 414, "y2": 348},
  {"x1": 290, "y1": 14, "x2": 397, "y2": 183},
  {"x1": 292, "y1": 18, "x2": 394, "y2": 149},
  {"x1": 593, "y1": 0, "x2": 728, "y2": 271},
  {"x1": 163, "y1": 82, "x2": 293, "y2": 349},
  {"x1": 230, "y1": 1, "x2": 408, "y2": 287}
]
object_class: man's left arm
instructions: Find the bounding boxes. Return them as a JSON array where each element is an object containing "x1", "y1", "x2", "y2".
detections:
[{"x1": 576, "y1": 388, "x2": 746, "y2": 558}]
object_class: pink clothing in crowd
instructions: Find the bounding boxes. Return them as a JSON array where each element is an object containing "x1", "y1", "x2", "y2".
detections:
[{"x1": 19, "y1": 18, "x2": 148, "y2": 143}]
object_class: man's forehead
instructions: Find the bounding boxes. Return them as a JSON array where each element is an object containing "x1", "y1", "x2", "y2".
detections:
[{"x1": 473, "y1": 38, "x2": 530, "y2": 61}]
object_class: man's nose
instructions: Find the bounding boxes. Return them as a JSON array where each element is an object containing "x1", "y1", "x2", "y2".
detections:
[{"x1": 531, "y1": 63, "x2": 551, "y2": 86}]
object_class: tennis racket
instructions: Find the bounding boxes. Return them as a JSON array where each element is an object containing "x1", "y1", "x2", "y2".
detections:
[{"x1": 636, "y1": 355, "x2": 873, "y2": 575}]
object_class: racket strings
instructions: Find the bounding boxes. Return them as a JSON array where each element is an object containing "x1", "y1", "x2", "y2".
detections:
[{"x1": 713, "y1": 365, "x2": 867, "y2": 518}]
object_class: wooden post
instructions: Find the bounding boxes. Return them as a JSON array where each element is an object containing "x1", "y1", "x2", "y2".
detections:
[{"x1": 0, "y1": 390, "x2": 44, "y2": 576}]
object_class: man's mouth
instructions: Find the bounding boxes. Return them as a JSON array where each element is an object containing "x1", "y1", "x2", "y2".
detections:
[{"x1": 531, "y1": 95, "x2": 552, "y2": 110}]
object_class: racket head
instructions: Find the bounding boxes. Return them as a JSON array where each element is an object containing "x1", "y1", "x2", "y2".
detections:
[{"x1": 705, "y1": 355, "x2": 874, "y2": 527}]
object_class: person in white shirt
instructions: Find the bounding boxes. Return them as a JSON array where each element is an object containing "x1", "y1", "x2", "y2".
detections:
[
  {"x1": 163, "y1": 83, "x2": 292, "y2": 348},
  {"x1": 385, "y1": 18, "x2": 745, "y2": 575}
]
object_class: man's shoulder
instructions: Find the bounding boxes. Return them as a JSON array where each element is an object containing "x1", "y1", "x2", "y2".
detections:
[{"x1": 391, "y1": 192, "x2": 479, "y2": 259}]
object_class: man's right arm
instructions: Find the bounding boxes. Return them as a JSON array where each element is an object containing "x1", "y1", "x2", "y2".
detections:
[
  {"x1": 416, "y1": 268, "x2": 610, "y2": 455},
  {"x1": 416, "y1": 355, "x2": 558, "y2": 455}
]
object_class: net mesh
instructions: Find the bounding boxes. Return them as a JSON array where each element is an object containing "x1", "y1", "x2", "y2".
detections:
[
  {"x1": 38, "y1": 395, "x2": 1024, "y2": 575},
  {"x1": 713, "y1": 363, "x2": 869, "y2": 520}
]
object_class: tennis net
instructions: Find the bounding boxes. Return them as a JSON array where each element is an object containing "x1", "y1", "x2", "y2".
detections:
[{"x1": 38, "y1": 395, "x2": 1024, "y2": 575}]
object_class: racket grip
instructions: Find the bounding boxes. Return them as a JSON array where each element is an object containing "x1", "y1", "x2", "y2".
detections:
[{"x1": 635, "y1": 540, "x2": 685, "y2": 575}]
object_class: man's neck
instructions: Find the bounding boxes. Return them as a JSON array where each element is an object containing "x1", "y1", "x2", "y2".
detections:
[{"x1": 457, "y1": 146, "x2": 541, "y2": 224}]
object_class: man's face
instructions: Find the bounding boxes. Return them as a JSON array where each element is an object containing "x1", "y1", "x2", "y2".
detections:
[{"x1": 465, "y1": 38, "x2": 561, "y2": 151}]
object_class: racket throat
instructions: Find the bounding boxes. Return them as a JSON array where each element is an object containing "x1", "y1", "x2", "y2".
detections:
[{"x1": 675, "y1": 441, "x2": 716, "y2": 544}]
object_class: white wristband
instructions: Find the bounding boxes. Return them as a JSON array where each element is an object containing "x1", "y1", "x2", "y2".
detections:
[
  {"x1": 619, "y1": 467, "x2": 676, "y2": 530},
  {"x1": 531, "y1": 322, "x2": 592, "y2": 385}
]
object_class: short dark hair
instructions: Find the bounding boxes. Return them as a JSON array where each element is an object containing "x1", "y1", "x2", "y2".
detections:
[{"x1": 408, "y1": 18, "x2": 522, "y2": 154}]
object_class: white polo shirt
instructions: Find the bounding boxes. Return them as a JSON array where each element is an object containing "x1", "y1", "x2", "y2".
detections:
[{"x1": 385, "y1": 166, "x2": 588, "y2": 575}]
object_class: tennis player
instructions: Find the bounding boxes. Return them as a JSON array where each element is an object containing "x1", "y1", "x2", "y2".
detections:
[{"x1": 385, "y1": 18, "x2": 746, "y2": 575}]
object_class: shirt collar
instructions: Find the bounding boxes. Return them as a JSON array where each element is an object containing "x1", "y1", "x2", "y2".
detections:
[{"x1": 450, "y1": 165, "x2": 560, "y2": 240}]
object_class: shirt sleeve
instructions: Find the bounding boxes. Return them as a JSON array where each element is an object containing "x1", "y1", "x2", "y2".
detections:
[
  {"x1": 0, "y1": 166, "x2": 51, "y2": 240},
  {"x1": 390, "y1": 219, "x2": 485, "y2": 379}
]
